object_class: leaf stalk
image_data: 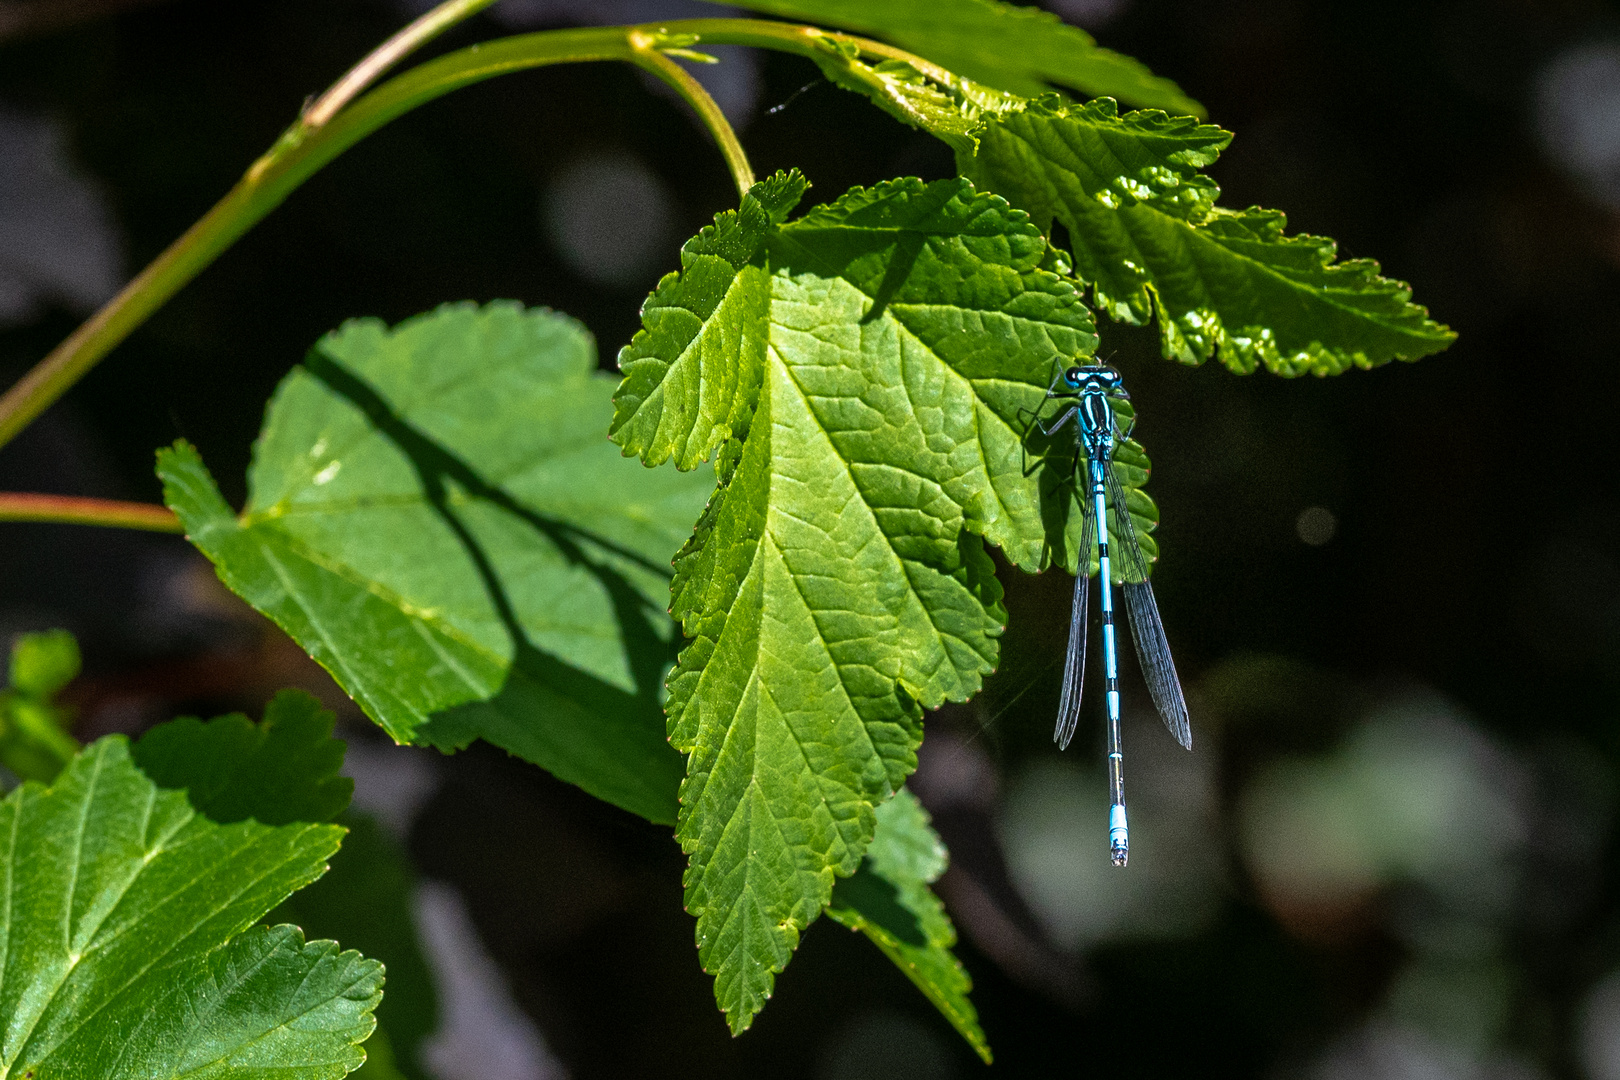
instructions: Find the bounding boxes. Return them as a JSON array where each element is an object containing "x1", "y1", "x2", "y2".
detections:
[
  {"x1": 628, "y1": 29, "x2": 755, "y2": 196},
  {"x1": 0, "y1": 493, "x2": 184, "y2": 532}
]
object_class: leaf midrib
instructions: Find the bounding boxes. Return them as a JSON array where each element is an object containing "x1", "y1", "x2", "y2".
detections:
[
  {"x1": 256, "y1": 517, "x2": 633, "y2": 660},
  {"x1": 3, "y1": 746, "x2": 108, "y2": 1074},
  {"x1": 765, "y1": 227, "x2": 1055, "y2": 564}
]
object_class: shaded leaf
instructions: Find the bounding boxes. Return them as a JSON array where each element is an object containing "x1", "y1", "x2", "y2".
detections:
[
  {"x1": 160, "y1": 303, "x2": 714, "y2": 825},
  {"x1": 828, "y1": 789, "x2": 989, "y2": 1062},
  {"x1": 0, "y1": 736, "x2": 377, "y2": 1077},
  {"x1": 273, "y1": 814, "x2": 437, "y2": 1080},
  {"x1": 613, "y1": 172, "x2": 1107, "y2": 1031},
  {"x1": 721, "y1": 0, "x2": 1203, "y2": 114},
  {"x1": 132, "y1": 688, "x2": 352, "y2": 826},
  {"x1": 0, "y1": 628, "x2": 80, "y2": 784}
]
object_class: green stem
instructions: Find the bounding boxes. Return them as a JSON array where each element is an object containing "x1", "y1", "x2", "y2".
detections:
[
  {"x1": 628, "y1": 29, "x2": 754, "y2": 195},
  {"x1": 656, "y1": 18, "x2": 968, "y2": 89},
  {"x1": 0, "y1": 18, "x2": 930, "y2": 453},
  {"x1": 0, "y1": 27, "x2": 632, "y2": 452},
  {"x1": 302, "y1": 0, "x2": 502, "y2": 127},
  {"x1": 0, "y1": 493, "x2": 183, "y2": 532}
]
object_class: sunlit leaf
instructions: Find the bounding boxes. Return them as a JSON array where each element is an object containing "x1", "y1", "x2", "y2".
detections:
[
  {"x1": 786, "y1": 54, "x2": 1453, "y2": 375},
  {"x1": 274, "y1": 813, "x2": 438, "y2": 1080},
  {"x1": 960, "y1": 97, "x2": 1457, "y2": 374},
  {"x1": 613, "y1": 171, "x2": 1123, "y2": 1032},
  {"x1": 720, "y1": 0, "x2": 1203, "y2": 114}
]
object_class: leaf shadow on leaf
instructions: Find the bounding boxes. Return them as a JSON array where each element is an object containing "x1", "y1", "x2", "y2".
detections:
[
  {"x1": 829, "y1": 862, "x2": 928, "y2": 947},
  {"x1": 131, "y1": 688, "x2": 352, "y2": 826},
  {"x1": 857, "y1": 230, "x2": 926, "y2": 325},
  {"x1": 299, "y1": 352, "x2": 686, "y2": 822},
  {"x1": 1016, "y1": 413, "x2": 1086, "y2": 572}
]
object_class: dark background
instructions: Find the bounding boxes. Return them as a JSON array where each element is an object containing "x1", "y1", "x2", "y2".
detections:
[{"x1": 1, "y1": 0, "x2": 1618, "y2": 1077}]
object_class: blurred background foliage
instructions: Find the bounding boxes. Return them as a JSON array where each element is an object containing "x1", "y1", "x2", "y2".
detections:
[{"x1": 2, "y1": 0, "x2": 1619, "y2": 1077}]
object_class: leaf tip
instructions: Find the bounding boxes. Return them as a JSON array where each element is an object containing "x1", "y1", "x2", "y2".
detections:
[{"x1": 745, "y1": 168, "x2": 810, "y2": 225}]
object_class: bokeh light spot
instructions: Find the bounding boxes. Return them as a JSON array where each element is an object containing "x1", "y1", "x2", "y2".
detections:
[
  {"x1": 541, "y1": 152, "x2": 675, "y2": 290},
  {"x1": 1296, "y1": 506, "x2": 1338, "y2": 546}
]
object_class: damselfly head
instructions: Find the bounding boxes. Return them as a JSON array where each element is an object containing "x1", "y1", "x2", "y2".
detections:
[{"x1": 1063, "y1": 363, "x2": 1122, "y2": 393}]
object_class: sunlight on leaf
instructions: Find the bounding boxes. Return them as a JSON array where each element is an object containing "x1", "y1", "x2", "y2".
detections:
[
  {"x1": 961, "y1": 97, "x2": 1457, "y2": 374},
  {"x1": 789, "y1": 53, "x2": 1453, "y2": 375},
  {"x1": 274, "y1": 813, "x2": 439, "y2": 1080},
  {"x1": 613, "y1": 171, "x2": 1137, "y2": 1033},
  {"x1": 720, "y1": 0, "x2": 1203, "y2": 114}
]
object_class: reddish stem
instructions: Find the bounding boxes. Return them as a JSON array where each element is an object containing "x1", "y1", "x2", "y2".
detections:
[{"x1": 0, "y1": 493, "x2": 183, "y2": 532}]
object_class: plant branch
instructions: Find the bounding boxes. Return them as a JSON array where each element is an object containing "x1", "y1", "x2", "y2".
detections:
[
  {"x1": 0, "y1": 19, "x2": 952, "y2": 454},
  {"x1": 627, "y1": 29, "x2": 754, "y2": 196},
  {"x1": 0, "y1": 493, "x2": 182, "y2": 532},
  {"x1": 0, "y1": 26, "x2": 637, "y2": 453},
  {"x1": 303, "y1": 0, "x2": 501, "y2": 128}
]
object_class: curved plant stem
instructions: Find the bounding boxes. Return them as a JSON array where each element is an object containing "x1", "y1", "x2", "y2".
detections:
[
  {"x1": 303, "y1": 0, "x2": 501, "y2": 128},
  {"x1": 0, "y1": 27, "x2": 630, "y2": 453},
  {"x1": 628, "y1": 30, "x2": 754, "y2": 195},
  {"x1": 0, "y1": 493, "x2": 182, "y2": 532},
  {"x1": 0, "y1": 18, "x2": 937, "y2": 454}
]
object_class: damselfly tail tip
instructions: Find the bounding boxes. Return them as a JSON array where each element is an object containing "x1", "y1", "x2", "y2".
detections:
[{"x1": 1109, "y1": 805, "x2": 1128, "y2": 866}]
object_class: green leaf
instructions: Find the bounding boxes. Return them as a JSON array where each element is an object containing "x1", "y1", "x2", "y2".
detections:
[
  {"x1": 614, "y1": 172, "x2": 1107, "y2": 1032},
  {"x1": 9, "y1": 627, "x2": 80, "y2": 699},
  {"x1": 720, "y1": 0, "x2": 1204, "y2": 114},
  {"x1": 828, "y1": 789, "x2": 989, "y2": 1063},
  {"x1": 132, "y1": 688, "x2": 352, "y2": 826},
  {"x1": 792, "y1": 58, "x2": 1453, "y2": 374},
  {"x1": 795, "y1": 51, "x2": 1022, "y2": 158},
  {"x1": 959, "y1": 97, "x2": 1457, "y2": 374},
  {"x1": 159, "y1": 302, "x2": 715, "y2": 825},
  {"x1": 0, "y1": 629, "x2": 82, "y2": 784},
  {"x1": 0, "y1": 735, "x2": 378, "y2": 1077},
  {"x1": 273, "y1": 814, "x2": 437, "y2": 1080}
]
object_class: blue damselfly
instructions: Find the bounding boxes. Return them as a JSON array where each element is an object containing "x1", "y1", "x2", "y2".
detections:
[{"x1": 1024, "y1": 363, "x2": 1192, "y2": 866}]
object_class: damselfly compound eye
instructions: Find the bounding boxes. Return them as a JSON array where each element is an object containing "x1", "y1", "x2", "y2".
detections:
[{"x1": 1064, "y1": 366, "x2": 1085, "y2": 386}]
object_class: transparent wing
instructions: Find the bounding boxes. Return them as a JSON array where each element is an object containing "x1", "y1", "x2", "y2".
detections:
[
  {"x1": 1104, "y1": 461, "x2": 1192, "y2": 750},
  {"x1": 1054, "y1": 494, "x2": 1092, "y2": 750}
]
